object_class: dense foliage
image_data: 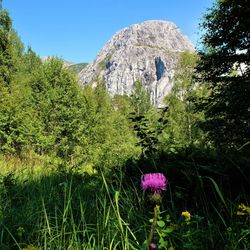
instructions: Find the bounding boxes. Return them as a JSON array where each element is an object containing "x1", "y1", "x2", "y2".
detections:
[
  {"x1": 195, "y1": 0, "x2": 250, "y2": 149},
  {"x1": 0, "y1": 9, "x2": 138, "y2": 169},
  {"x1": 162, "y1": 51, "x2": 206, "y2": 149}
]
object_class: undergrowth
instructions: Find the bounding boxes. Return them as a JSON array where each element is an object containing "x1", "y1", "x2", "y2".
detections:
[{"x1": 0, "y1": 149, "x2": 249, "y2": 250}]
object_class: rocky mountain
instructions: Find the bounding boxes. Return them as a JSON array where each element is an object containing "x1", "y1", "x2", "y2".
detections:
[{"x1": 78, "y1": 20, "x2": 195, "y2": 107}]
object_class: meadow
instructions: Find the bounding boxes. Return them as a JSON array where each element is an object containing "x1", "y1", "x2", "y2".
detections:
[{"x1": 0, "y1": 146, "x2": 249, "y2": 249}]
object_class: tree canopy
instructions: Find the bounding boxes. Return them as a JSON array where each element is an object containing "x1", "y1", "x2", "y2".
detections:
[{"x1": 196, "y1": 0, "x2": 250, "y2": 149}]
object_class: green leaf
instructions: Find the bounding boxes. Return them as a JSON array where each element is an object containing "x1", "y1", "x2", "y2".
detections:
[
  {"x1": 157, "y1": 220, "x2": 165, "y2": 227},
  {"x1": 159, "y1": 237, "x2": 168, "y2": 249},
  {"x1": 163, "y1": 228, "x2": 174, "y2": 233}
]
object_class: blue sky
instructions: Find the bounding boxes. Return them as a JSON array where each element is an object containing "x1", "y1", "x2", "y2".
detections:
[{"x1": 4, "y1": 0, "x2": 214, "y2": 63}]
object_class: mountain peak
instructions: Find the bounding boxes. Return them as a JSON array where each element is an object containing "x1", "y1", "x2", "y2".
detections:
[{"x1": 79, "y1": 20, "x2": 194, "y2": 107}]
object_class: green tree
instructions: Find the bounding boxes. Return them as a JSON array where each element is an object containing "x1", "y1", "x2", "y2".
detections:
[
  {"x1": 128, "y1": 81, "x2": 165, "y2": 157},
  {"x1": 130, "y1": 80, "x2": 152, "y2": 116},
  {"x1": 163, "y1": 51, "x2": 202, "y2": 148},
  {"x1": 28, "y1": 57, "x2": 87, "y2": 160},
  {"x1": 0, "y1": 8, "x2": 22, "y2": 86},
  {"x1": 112, "y1": 94, "x2": 133, "y2": 117},
  {"x1": 81, "y1": 82, "x2": 139, "y2": 169},
  {"x1": 0, "y1": 8, "x2": 37, "y2": 154},
  {"x1": 0, "y1": 78, "x2": 40, "y2": 153},
  {"x1": 196, "y1": 0, "x2": 250, "y2": 149},
  {"x1": 21, "y1": 46, "x2": 42, "y2": 74}
]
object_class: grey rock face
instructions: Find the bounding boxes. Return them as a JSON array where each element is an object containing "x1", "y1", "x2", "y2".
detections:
[{"x1": 79, "y1": 20, "x2": 195, "y2": 107}]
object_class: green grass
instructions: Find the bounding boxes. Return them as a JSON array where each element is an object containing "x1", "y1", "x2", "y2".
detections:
[
  {"x1": 0, "y1": 153, "x2": 249, "y2": 249},
  {"x1": 0, "y1": 157, "x2": 146, "y2": 249}
]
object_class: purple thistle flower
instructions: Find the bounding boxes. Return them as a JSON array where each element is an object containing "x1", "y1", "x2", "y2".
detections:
[{"x1": 141, "y1": 173, "x2": 167, "y2": 193}]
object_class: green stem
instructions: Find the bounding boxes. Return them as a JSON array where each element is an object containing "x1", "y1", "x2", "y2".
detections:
[{"x1": 147, "y1": 204, "x2": 159, "y2": 248}]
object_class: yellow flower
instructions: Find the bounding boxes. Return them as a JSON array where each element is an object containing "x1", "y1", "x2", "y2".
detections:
[
  {"x1": 181, "y1": 211, "x2": 191, "y2": 221},
  {"x1": 237, "y1": 211, "x2": 245, "y2": 216},
  {"x1": 21, "y1": 245, "x2": 41, "y2": 250},
  {"x1": 239, "y1": 203, "x2": 250, "y2": 212},
  {"x1": 237, "y1": 203, "x2": 250, "y2": 216}
]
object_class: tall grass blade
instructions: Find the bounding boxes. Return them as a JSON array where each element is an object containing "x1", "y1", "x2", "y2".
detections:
[{"x1": 203, "y1": 176, "x2": 227, "y2": 208}]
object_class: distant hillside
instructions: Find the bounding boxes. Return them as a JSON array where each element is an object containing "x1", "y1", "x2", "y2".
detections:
[
  {"x1": 42, "y1": 57, "x2": 87, "y2": 74},
  {"x1": 68, "y1": 63, "x2": 88, "y2": 74},
  {"x1": 63, "y1": 60, "x2": 74, "y2": 67}
]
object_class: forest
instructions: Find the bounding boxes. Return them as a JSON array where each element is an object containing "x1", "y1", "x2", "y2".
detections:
[{"x1": 0, "y1": 0, "x2": 249, "y2": 249}]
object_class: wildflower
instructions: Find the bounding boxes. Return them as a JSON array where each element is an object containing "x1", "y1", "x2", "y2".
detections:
[
  {"x1": 21, "y1": 245, "x2": 41, "y2": 250},
  {"x1": 142, "y1": 173, "x2": 168, "y2": 246},
  {"x1": 239, "y1": 203, "x2": 250, "y2": 213},
  {"x1": 149, "y1": 242, "x2": 157, "y2": 249},
  {"x1": 181, "y1": 211, "x2": 191, "y2": 221},
  {"x1": 237, "y1": 211, "x2": 245, "y2": 216},
  {"x1": 141, "y1": 173, "x2": 168, "y2": 193},
  {"x1": 237, "y1": 203, "x2": 250, "y2": 216}
]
